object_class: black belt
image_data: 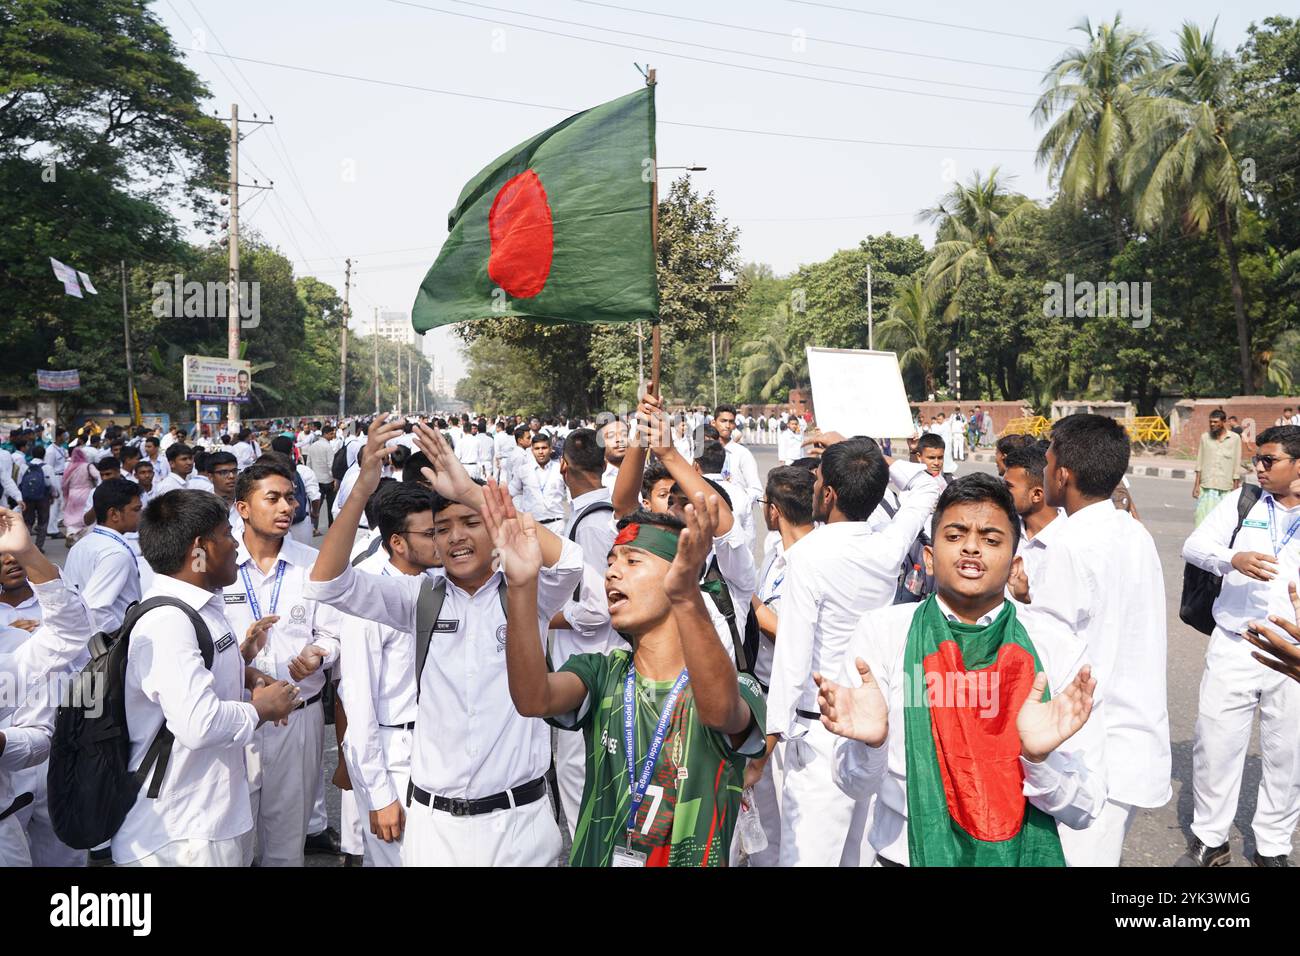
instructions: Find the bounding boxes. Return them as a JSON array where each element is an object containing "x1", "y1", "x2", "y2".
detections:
[
  {"x1": 406, "y1": 775, "x2": 547, "y2": 816},
  {"x1": 796, "y1": 708, "x2": 821, "y2": 721},
  {"x1": 878, "y1": 855, "x2": 904, "y2": 868},
  {"x1": 538, "y1": 517, "x2": 563, "y2": 525},
  {"x1": 293, "y1": 690, "x2": 324, "y2": 712},
  {"x1": 379, "y1": 721, "x2": 415, "y2": 730}
]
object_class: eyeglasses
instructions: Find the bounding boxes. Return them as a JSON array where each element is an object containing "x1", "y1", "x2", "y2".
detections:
[
  {"x1": 211, "y1": 468, "x2": 238, "y2": 478},
  {"x1": 1252, "y1": 455, "x2": 1298, "y2": 470},
  {"x1": 398, "y1": 528, "x2": 439, "y2": 540}
]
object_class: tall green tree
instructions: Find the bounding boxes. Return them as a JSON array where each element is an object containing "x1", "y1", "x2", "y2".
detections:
[
  {"x1": 877, "y1": 277, "x2": 945, "y2": 398},
  {"x1": 1128, "y1": 22, "x2": 1256, "y2": 392},
  {"x1": 1034, "y1": 14, "x2": 1163, "y2": 249}
]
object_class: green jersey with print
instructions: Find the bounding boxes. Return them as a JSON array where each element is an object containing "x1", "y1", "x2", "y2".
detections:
[{"x1": 551, "y1": 649, "x2": 766, "y2": 867}]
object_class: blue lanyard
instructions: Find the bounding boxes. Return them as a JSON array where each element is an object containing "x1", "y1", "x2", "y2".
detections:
[
  {"x1": 91, "y1": 527, "x2": 133, "y2": 559},
  {"x1": 623, "y1": 667, "x2": 689, "y2": 839},
  {"x1": 1266, "y1": 498, "x2": 1300, "y2": 556},
  {"x1": 240, "y1": 559, "x2": 286, "y2": 620}
]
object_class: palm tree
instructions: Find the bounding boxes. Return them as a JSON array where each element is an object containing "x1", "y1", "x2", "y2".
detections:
[
  {"x1": 1034, "y1": 15, "x2": 1163, "y2": 249},
  {"x1": 1126, "y1": 22, "x2": 1255, "y2": 392},
  {"x1": 877, "y1": 277, "x2": 945, "y2": 397},
  {"x1": 920, "y1": 167, "x2": 1035, "y2": 317},
  {"x1": 737, "y1": 304, "x2": 808, "y2": 401}
]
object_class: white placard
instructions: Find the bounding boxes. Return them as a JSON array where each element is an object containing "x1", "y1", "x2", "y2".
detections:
[{"x1": 805, "y1": 347, "x2": 915, "y2": 439}]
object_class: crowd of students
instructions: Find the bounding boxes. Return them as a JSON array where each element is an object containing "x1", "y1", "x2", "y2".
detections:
[{"x1": 0, "y1": 402, "x2": 1299, "y2": 868}]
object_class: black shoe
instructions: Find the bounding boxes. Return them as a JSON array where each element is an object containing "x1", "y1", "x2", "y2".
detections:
[
  {"x1": 343, "y1": 853, "x2": 364, "y2": 867},
  {"x1": 304, "y1": 826, "x2": 342, "y2": 856},
  {"x1": 88, "y1": 846, "x2": 114, "y2": 867},
  {"x1": 1252, "y1": 851, "x2": 1289, "y2": 867},
  {"x1": 1176, "y1": 836, "x2": 1230, "y2": 867}
]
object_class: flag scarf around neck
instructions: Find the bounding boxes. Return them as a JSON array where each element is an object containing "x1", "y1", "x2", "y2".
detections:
[
  {"x1": 903, "y1": 595, "x2": 1065, "y2": 867},
  {"x1": 411, "y1": 87, "x2": 658, "y2": 332}
]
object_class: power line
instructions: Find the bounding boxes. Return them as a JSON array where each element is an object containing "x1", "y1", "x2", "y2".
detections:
[
  {"x1": 429, "y1": 0, "x2": 1038, "y2": 97},
  {"x1": 784, "y1": 0, "x2": 1064, "y2": 45},
  {"x1": 571, "y1": 0, "x2": 1045, "y2": 75},
  {"x1": 384, "y1": 0, "x2": 1035, "y2": 109},
  {"x1": 202, "y1": 50, "x2": 1036, "y2": 153}
]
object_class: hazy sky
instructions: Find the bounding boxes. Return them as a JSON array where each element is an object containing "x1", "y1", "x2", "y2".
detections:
[{"x1": 151, "y1": 0, "x2": 1281, "y2": 385}]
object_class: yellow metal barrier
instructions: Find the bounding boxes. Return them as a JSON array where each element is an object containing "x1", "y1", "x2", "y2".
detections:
[
  {"x1": 1001, "y1": 416, "x2": 1051, "y2": 437},
  {"x1": 1123, "y1": 416, "x2": 1171, "y2": 445}
]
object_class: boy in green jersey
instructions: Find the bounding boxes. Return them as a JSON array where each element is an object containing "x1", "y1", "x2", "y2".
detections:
[{"x1": 482, "y1": 482, "x2": 764, "y2": 867}]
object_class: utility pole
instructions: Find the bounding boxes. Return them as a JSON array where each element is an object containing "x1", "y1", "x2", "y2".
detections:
[
  {"x1": 711, "y1": 331, "x2": 718, "y2": 410},
  {"x1": 373, "y1": 307, "x2": 380, "y2": 414},
  {"x1": 867, "y1": 262, "x2": 874, "y2": 350},
  {"x1": 120, "y1": 261, "x2": 136, "y2": 425},
  {"x1": 226, "y1": 103, "x2": 240, "y2": 433},
  {"x1": 396, "y1": 333, "x2": 403, "y2": 416},
  {"x1": 216, "y1": 104, "x2": 273, "y2": 433},
  {"x1": 339, "y1": 258, "x2": 351, "y2": 420}
]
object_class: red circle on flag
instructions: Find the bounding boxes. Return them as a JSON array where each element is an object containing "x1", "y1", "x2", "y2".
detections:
[{"x1": 488, "y1": 169, "x2": 553, "y2": 299}]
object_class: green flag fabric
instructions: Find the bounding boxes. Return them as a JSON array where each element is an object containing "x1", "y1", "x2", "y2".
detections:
[
  {"x1": 902, "y1": 596, "x2": 1066, "y2": 867},
  {"x1": 411, "y1": 87, "x2": 657, "y2": 332}
]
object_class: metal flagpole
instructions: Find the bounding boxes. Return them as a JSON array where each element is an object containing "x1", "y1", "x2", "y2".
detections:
[{"x1": 646, "y1": 68, "x2": 661, "y2": 398}]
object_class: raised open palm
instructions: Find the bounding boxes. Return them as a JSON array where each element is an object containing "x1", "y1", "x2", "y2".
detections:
[
  {"x1": 815, "y1": 658, "x2": 888, "y2": 747},
  {"x1": 480, "y1": 480, "x2": 542, "y2": 586},
  {"x1": 1016, "y1": 666, "x2": 1095, "y2": 762}
]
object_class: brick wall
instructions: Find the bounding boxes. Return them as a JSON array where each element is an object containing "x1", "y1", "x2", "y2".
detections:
[
  {"x1": 912, "y1": 400, "x2": 1033, "y2": 437},
  {"x1": 1171, "y1": 396, "x2": 1300, "y2": 455}
]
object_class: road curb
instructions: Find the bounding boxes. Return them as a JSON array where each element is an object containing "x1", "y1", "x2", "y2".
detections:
[{"x1": 966, "y1": 450, "x2": 1194, "y2": 481}]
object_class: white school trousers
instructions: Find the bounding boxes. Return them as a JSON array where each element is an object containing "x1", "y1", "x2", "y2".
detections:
[
  {"x1": 117, "y1": 832, "x2": 252, "y2": 867},
  {"x1": 249, "y1": 699, "x2": 325, "y2": 867},
  {"x1": 778, "y1": 720, "x2": 875, "y2": 867},
  {"x1": 400, "y1": 791, "x2": 562, "y2": 867},
  {"x1": 363, "y1": 726, "x2": 412, "y2": 868},
  {"x1": 1057, "y1": 799, "x2": 1136, "y2": 866},
  {"x1": 1191, "y1": 627, "x2": 1300, "y2": 857}
]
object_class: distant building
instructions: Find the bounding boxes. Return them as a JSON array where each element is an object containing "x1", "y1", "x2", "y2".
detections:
[{"x1": 369, "y1": 310, "x2": 415, "y2": 345}]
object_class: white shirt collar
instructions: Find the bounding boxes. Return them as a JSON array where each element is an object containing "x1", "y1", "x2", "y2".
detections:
[
  {"x1": 934, "y1": 594, "x2": 1004, "y2": 628},
  {"x1": 236, "y1": 531, "x2": 308, "y2": 569},
  {"x1": 91, "y1": 525, "x2": 128, "y2": 544},
  {"x1": 571, "y1": 487, "x2": 611, "y2": 511},
  {"x1": 150, "y1": 571, "x2": 221, "y2": 611}
]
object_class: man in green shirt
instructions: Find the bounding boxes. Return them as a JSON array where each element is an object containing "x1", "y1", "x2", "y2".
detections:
[
  {"x1": 485, "y1": 482, "x2": 764, "y2": 867},
  {"x1": 1193, "y1": 409, "x2": 1244, "y2": 527}
]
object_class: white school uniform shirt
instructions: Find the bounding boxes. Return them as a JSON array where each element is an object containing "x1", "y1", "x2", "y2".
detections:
[
  {"x1": 831, "y1": 598, "x2": 1108, "y2": 865},
  {"x1": 338, "y1": 551, "x2": 418, "y2": 812},
  {"x1": 1024, "y1": 499, "x2": 1170, "y2": 808},
  {"x1": 305, "y1": 541, "x2": 584, "y2": 800},
  {"x1": 1183, "y1": 487, "x2": 1300, "y2": 637},
  {"x1": 144, "y1": 450, "x2": 169, "y2": 480},
  {"x1": 1015, "y1": 508, "x2": 1066, "y2": 588},
  {"x1": 554, "y1": 488, "x2": 622, "y2": 668},
  {"x1": 0, "y1": 579, "x2": 94, "y2": 825},
  {"x1": 233, "y1": 441, "x2": 258, "y2": 472},
  {"x1": 0, "y1": 449, "x2": 21, "y2": 504},
  {"x1": 45, "y1": 442, "x2": 67, "y2": 476},
  {"x1": 767, "y1": 461, "x2": 942, "y2": 739},
  {"x1": 601, "y1": 461, "x2": 620, "y2": 491},
  {"x1": 722, "y1": 439, "x2": 763, "y2": 502},
  {"x1": 112, "y1": 574, "x2": 260, "y2": 864},
  {"x1": 189, "y1": 474, "x2": 215, "y2": 494},
  {"x1": 706, "y1": 472, "x2": 755, "y2": 546},
  {"x1": 493, "y1": 430, "x2": 514, "y2": 464},
  {"x1": 296, "y1": 463, "x2": 321, "y2": 503},
  {"x1": 152, "y1": 470, "x2": 192, "y2": 496},
  {"x1": 62, "y1": 525, "x2": 141, "y2": 634},
  {"x1": 475, "y1": 432, "x2": 495, "y2": 470},
  {"x1": 509, "y1": 457, "x2": 567, "y2": 522},
  {"x1": 753, "y1": 536, "x2": 790, "y2": 687},
  {"x1": 222, "y1": 535, "x2": 342, "y2": 702},
  {"x1": 777, "y1": 428, "x2": 803, "y2": 465}
]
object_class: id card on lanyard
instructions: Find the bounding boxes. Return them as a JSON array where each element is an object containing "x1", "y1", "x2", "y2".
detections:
[
  {"x1": 1266, "y1": 498, "x2": 1300, "y2": 557},
  {"x1": 241, "y1": 559, "x2": 286, "y2": 674},
  {"x1": 612, "y1": 666, "x2": 689, "y2": 867},
  {"x1": 91, "y1": 527, "x2": 134, "y2": 559}
]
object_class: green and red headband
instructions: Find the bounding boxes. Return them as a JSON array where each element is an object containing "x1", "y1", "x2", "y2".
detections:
[{"x1": 612, "y1": 522, "x2": 680, "y2": 563}]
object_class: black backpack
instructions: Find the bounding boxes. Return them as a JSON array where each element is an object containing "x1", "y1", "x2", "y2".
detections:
[
  {"x1": 331, "y1": 442, "x2": 351, "y2": 483},
  {"x1": 19, "y1": 464, "x2": 47, "y2": 501},
  {"x1": 567, "y1": 499, "x2": 615, "y2": 600},
  {"x1": 1179, "y1": 485, "x2": 1261, "y2": 635},
  {"x1": 701, "y1": 556, "x2": 752, "y2": 675},
  {"x1": 47, "y1": 597, "x2": 213, "y2": 850}
]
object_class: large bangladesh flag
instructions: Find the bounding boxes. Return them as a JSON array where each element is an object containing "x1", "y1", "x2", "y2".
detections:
[{"x1": 411, "y1": 87, "x2": 658, "y2": 331}]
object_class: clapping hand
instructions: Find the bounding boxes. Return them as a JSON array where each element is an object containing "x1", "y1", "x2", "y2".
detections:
[
  {"x1": 288, "y1": 644, "x2": 328, "y2": 681},
  {"x1": 1016, "y1": 666, "x2": 1096, "y2": 763},
  {"x1": 241, "y1": 615, "x2": 279, "y2": 664},
  {"x1": 1244, "y1": 581, "x2": 1300, "y2": 685},
  {"x1": 479, "y1": 479, "x2": 542, "y2": 587},
  {"x1": 814, "y1": 658, "x2": 888, "y2": 746},
  {"x1": 663, "y1": 492, "x2": 718, "y2": 601},
  {"x1": 412, "y1": 422, "x2": 483, "y2": 507}
]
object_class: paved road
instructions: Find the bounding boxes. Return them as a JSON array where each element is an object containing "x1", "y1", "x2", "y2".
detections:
[{"x1": 36, "y1": 443, "x2": 1291, "y2": 866}]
